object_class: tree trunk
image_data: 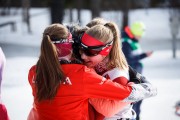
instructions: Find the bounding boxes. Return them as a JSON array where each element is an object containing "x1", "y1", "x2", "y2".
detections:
[
  {"x1": 169, "y1": 9, "x2": 180, "y2": 58},
  {"x1": 22, "y1": 0, "x2": 31, "y2": 33},
  {"x1": 69, "y1": 7, "x2": 73, "y2": 23},
  {"x1": 91, "y1": 0, "x2": 101, "y2": 19},
  {"x1": 122, "y1": 0, "x2": 130, "y2": 30},
  {"x1": 122, "y1": 9, "x2": 128, "y2": 30},
  {"x1": 76, "y1": 0, "x2": 83, "y2": 24},
  {"x1": 50, "y1": 0, "x2": 65, "y2": 24}
]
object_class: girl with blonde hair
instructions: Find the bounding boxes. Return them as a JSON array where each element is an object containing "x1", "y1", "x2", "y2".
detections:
[{"x1": 80, "y1": 21, "x2": 157, "y2": 120}]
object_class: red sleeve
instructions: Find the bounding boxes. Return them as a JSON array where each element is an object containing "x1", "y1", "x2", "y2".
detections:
[
  {"x1": 89, "y1": 98, "x2": 130, "y2": 117},
  {"x1": 28, "y1": 65, "x2": 36, "y2": 96},
  {"x1": 113, "y1": 77, "x2": 128, "y2": 85},
  {"x1": 28, "y1": 66, "x2": 36, "y2": 85},
  {"x1": 89, "y1": 70, "x2": 130, "y2": 117},
  {"x1": 83, "y1": 67, "x2": 132, "y2": 100}
]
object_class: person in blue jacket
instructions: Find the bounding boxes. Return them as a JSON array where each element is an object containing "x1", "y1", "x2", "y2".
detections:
[{"x1": 122, "y1": 21, "x2": 153, "y2": 120}]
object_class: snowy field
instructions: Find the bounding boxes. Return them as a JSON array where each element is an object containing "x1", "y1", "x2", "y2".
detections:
[{"x1": 0, "y1": 8, "x2": 180, "y2": 120}]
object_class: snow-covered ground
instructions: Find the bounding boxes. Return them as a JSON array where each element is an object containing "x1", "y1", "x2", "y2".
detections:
[{"x1": 0, "y1": 8, "x2": 180, "y2": 120}]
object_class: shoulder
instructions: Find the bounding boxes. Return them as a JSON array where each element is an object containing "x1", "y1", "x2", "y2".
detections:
[
  {"x1": 29, "y1": 65, "x2": 36, "y2": 72},
  {"x1": 61, "y1": 64, "x2": 91, "y2": 73},
  {"x1": 62, "y1": 64, "x2": 98, "y2": 77},
  {"x1": 62, "y1": 64, "x2": 104, "y2": 83},
  {"x1": 28, "y1": 65, "x2": 36, "y2": 84},
  {"x1": 62, "y1": 64, "x2": 96, "y2": 73},
  {"x1": 29, "y1": 65, "x2": 36, "y2": 76},
  {"x1": 122, "y1": 38, "x2": 132, "y2": 48},
  {"x1": 122, "y1": 38, "x2": 133, "y2": 43}
]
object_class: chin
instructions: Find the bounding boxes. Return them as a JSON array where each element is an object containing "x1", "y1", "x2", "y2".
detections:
[{"x1": 85, "y1": 63, "x2": 94, "y2": 68}]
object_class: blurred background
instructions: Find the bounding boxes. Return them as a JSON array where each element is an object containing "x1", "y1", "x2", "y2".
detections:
[{"x1": 0, "y1": 0, "x2": 180, "y2": 120}]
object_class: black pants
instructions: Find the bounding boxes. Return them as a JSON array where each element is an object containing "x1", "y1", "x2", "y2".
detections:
[{"x1": 133, "y1": 100, "x2": 142, "y2": 120}]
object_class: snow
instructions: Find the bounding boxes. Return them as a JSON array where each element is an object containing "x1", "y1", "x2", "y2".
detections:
[{"x1": 0, "y1": 8, "x2": 180, "y2": 120}]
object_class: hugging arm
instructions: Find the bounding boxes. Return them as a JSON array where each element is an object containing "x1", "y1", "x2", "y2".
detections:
[
  {"x1": 89, "y1": 66, "x2": 157, "y2": 117},
  {"x1": 123, "y1": 66, "x2": 157, "y2": 102}
]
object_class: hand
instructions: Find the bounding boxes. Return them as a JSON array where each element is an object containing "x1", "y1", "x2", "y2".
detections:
[
  {"x1": 128, "y1": 66, "x2": 140, "y2": 84},
  {"x1": 128, "y1": 66, "x2": 149, "y2": 84},
  {"x1": 146, "y1": 51, "x2": 153, "y2": 57}
]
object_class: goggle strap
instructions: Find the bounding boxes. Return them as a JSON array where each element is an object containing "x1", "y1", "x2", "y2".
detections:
[
  {"x1": 81, "y1": 40, "x2": 113, "y2": 50},
  {"x1": 52, "y1": 39, "x2": 74, "y2": 44},
  {"x1": 51, "y1": 32, "x2": 73, "y2": 44}
]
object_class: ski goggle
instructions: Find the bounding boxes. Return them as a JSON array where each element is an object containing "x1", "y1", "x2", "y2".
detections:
[
  {"x1": 80, "y1": 41, "x2": 113, "y2": 56},
  {"x1": 80, "y1": 33, "x2": 113, "y2": 56},
  {"x1": 50, "y1": 33, "x2": 74, "y2": 57}
]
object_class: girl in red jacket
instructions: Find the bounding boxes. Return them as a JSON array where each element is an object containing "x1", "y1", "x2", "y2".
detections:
[{"x1": 28, "y1": 23, "x2": 156, "y2": 120}]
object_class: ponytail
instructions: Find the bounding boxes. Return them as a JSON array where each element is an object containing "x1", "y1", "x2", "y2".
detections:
[
  {"x1": 35, "y1": 30, "x2": 66, "y2": 101},
  {"x1": 104, "y1": 22, "x2": 128, "y2": 70}
]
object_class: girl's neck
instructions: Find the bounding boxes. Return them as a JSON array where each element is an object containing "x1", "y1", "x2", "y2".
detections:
[{"x1": 94, "y1": 57, "x2": 112, "y2": 75}]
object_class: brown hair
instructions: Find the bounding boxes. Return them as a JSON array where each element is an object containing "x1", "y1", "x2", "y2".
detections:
[
  {"x1": 35, "y1": 24, "x2": 68, "y2": 101},
  {"x1": 86, "y1": 22, "x2": 128, "y2": 70}
]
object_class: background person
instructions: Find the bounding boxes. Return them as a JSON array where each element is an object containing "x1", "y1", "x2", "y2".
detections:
[
  {"x1": 122, "y1": 21, "x2": 153, "y2": 120},
  {"x1": 0, "y1": 47, "x2": 10, "y2": 120}
]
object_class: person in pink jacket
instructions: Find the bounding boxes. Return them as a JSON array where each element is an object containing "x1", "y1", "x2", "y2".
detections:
[{"x1": 0, "y1": 47, "x2": 10, "y2": 120}]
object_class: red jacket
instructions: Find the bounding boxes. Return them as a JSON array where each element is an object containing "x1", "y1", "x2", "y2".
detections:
[{"x1": 28, "y1": 64, "x2": 132, "y2": 120}]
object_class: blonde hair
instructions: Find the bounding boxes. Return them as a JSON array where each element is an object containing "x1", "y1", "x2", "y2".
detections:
[
  {"x1": 86, "y1": 22, "x2": 128, "y2": 70},
  {"x1": 35, "y1": 23, "x2": 68, "y2": 101},
  {"x1": 86, "y1": 17, "x2": 107, "y2": 28}
]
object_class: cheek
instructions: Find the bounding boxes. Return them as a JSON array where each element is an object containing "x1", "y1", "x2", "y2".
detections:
[{"x1": 89, "y1": 55, "x2": 104, "y2": 66}]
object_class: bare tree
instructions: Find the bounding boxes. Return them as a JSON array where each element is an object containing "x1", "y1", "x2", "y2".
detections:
[
  {"x1": 76, "y1": 0, "x2": 83, "y2": 24},
  {"x1": 50, "y1": 0, "x2": 65, "y2": 24},
  {"x1": 121, "y1": 0, "x2": 130, "y2": 30},
  {"x1": 168, "y1": 0, "x2": 180, "y2": 58},
  {"x1": 0, "y1": 0, "x2": 11, "y2": 15},
  {"x1": 22, "y1": 0, "x2": 31, "y2": 33},
  {"x1": 91, "y1": 0, "x2": 101, "y2": 19}
]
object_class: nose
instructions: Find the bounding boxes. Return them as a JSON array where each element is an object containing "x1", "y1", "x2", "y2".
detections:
[{"x1": 81, "y1": 52, "x2": 87, "y2": 60}]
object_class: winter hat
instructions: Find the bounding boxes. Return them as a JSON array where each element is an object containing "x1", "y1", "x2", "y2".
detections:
[{"x1": 130, "y1": 21, "x2": 145, "y2": 37}]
